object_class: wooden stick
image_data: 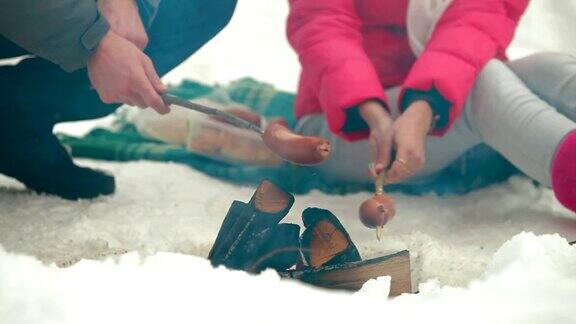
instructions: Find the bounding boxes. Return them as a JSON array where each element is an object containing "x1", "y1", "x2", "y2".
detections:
[{"x1": 376, "y1": 226, "x2": 383, "y2": 241}]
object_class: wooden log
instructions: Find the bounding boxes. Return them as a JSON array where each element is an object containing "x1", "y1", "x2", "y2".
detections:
[
  {"x1": 280, "y1": 250, "x2": 412, "y2": 296},
  {"x1": 208, "y1": 180, "x2": 299, "y2": 272},
  {"x1": 300, "y1": 208, "x2": 362, "y2": 269}
]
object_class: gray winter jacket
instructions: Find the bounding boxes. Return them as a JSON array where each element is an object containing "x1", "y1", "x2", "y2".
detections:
[{"x1": 0, "y1": 0, "x2": 160, "y2": 72}]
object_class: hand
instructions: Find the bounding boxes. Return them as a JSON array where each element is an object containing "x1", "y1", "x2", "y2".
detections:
[
  {"x1": 385, "y1": 101, "x2": 433, "y2": 183},
  {"x1": 88, "y1": 31, "x2": 169, "y2": 114},
  {"x1": 359, "y1": 100, "x2": 394, "y2": 177},
  {"x1": 98, "y1": 0, "x2": 148, "y2": 50}
]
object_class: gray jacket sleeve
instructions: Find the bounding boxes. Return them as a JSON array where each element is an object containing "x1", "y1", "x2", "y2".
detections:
[{"x1": 0, "y1": 0, "x2": 110, "y2": 72}]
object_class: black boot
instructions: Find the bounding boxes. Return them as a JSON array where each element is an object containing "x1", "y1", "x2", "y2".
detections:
[
  {"x1": 0, "y1": 130, "x2": 116, "y2": 200},
  {"x1": 0, "y1": 104, "x2": 115, "y2": 200},
  {"x1": 0, "y1": 56, "x2": 117, "y2": 200}
]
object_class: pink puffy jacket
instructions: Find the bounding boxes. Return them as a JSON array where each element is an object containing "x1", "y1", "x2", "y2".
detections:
[{"x1": 287, "y1": 0, "x2": 529, "y2": 140}]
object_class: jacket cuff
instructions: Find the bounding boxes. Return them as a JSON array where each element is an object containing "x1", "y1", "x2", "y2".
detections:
[
  {"x1": 318, "y1": 59, "x2": 387, "y2": 141},
  {"x1": 400, "y1": 50, "x2": 477, "y2": 136},
  {"x1": 63, "y1": 12, "x2": 110, "y2": 72},
  {"x1": 400, "y1": 88, "x2": 450, "y2": 130},
  {"x1": 340, "y1": 98, "x2": 389, "y2": 137}
]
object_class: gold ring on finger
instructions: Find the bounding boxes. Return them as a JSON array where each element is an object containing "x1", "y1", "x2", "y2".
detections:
[{"x1": 396, "y1": 158, "x2": 412, "y2": 174}]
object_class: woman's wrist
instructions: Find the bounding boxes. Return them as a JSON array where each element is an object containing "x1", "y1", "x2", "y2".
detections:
[
  {"x1": 403, "y1": 100, "x2": 435, "y2": 133},
  {"x1": 359, "y1": 100, "x2": 393, "y2": 128},
  {"x1": 405, "y1": 100, "x2": 432, "y2": 116}
]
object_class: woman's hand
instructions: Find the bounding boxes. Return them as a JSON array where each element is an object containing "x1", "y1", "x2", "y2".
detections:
[
  {"x1": 359, "y1": 100, "x2": 394, "y2": 177},
  {"x1": 98, "y1": 0, "x2": 149, "y2": 50},
  {"x1": 385, "y1": 100, "x2": 434, "y2": 183}
]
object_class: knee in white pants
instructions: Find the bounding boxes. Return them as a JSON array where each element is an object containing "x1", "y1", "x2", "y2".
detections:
[
  {"x1": 463, "y1": 59, "x2": 517, "y2": 137},
  {"x1": 509, "y1": 52, "x2": 576, "y2": 119}
]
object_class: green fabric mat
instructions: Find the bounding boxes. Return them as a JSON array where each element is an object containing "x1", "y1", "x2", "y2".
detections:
[{"x1": 59, "y1": 78, "x2": 520, "y2": 196}]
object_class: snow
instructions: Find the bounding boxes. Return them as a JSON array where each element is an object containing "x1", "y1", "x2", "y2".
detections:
[
  {"x1": 357, "y1": 276, "x2": 392, "y2": 299},
  {"x1": 1, "y1": 160, "x2": 575, "y2": 288},
  {"x1": 1, "y1": 232, "x2": 575, "y2": 323},
  {"x1": 2, "y1": 0, "x2": 576, "y2": 322}
]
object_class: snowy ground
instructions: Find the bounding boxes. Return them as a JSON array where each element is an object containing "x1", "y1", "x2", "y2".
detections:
[
  {"x1": 2, "y1": 0, "x2": 576, "y2": 322},
  {"x1": 2, "y1": 232, "x2": 575, "y2": 323},
  {"x1": 1, "y1": 160, "x2": 575, "y2": 287}
]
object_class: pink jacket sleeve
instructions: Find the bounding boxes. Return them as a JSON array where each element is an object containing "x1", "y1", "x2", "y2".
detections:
[
  {"x1": 400, "y1": 0, "x2": 530, "y2": 136},
  {"x1": 287, "y1": 0, "x2": 387, "y2": 141}
]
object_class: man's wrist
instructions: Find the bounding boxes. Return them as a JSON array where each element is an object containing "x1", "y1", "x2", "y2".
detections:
[
  {"x1": 98, "y1": 0, "x2": 139, "y2": 11},
  {"x1": 89, "y1": 29, "x2": 114, "y2": 60}
]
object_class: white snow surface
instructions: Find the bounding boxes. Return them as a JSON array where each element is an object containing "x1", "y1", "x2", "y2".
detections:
[
  {"x1": 1, "y1": 232, "x2": 575, "y2": 323},
  {"x1": 3, "y1": 0, "x2": 576, "y2": 322},
  {"x1": 1, "y1": 160, "x2": 575, "y2": 287}
]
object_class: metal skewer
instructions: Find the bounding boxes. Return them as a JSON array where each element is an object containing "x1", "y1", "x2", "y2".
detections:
[
  {"x1": 375, "y1": 168, "x2": 387, "y2": 195},
  {"x1": 161, "y1": 94, "x2": 264, "y2": 135}
]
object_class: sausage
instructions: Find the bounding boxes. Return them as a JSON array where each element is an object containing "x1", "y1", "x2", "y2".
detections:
[
  {"x1": 262, "y1": 120, "x2": 331, "y2": 165},
  {"x1": 358, "y1": 193, "x2": 396, "y2": 229}
]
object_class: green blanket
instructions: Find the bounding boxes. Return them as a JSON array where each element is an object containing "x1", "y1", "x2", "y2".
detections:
[{"x1": 59, "y1": 78, "x2": 520, "y2": 195}]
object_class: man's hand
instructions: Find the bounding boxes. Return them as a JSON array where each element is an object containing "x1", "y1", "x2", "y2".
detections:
[
  {"x1": 98, "y1": 0, "x2": 148, "y2": 50},
  {"x1": 359, "y1": 100, "x2": 394, "y2": 177},
  {"x1": 88, "y1": 31, "x2": 169, "y2": 114},
  {"x1": 384, "y1": 101, "x2": 433, "y2": 183}
]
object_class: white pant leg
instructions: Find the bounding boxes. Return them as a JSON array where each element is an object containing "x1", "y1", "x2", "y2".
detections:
[
  {"x1": 464, "y1": 59, "x2": 576, "y2": 186},
  {"x1": 508, "y1": 52, "x2": 576, "y2": 122}
]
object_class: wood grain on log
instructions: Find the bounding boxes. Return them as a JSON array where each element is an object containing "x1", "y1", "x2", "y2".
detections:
[{"x1": 281, "y1": 250, "x2": 412, "y2": 296}]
